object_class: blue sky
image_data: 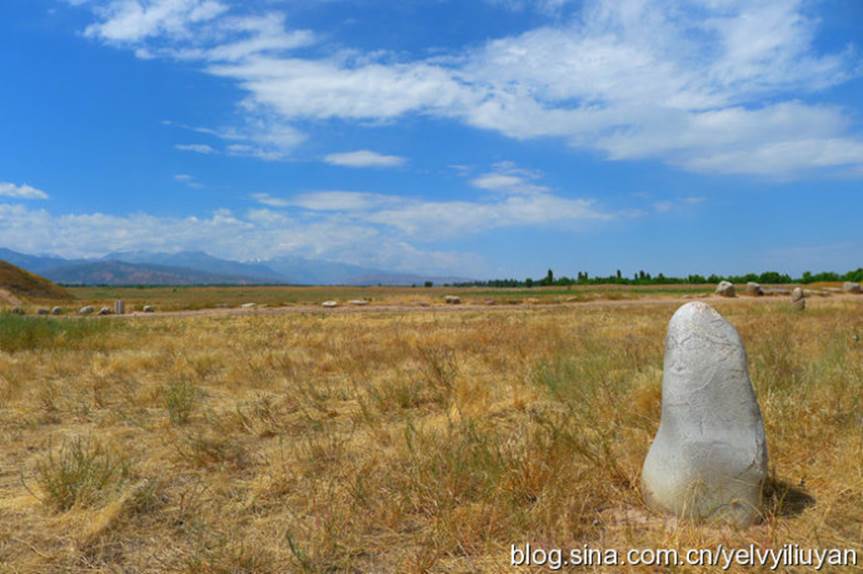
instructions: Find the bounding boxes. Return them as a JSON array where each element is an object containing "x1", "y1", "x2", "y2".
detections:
[{"x1": 1, "y1": 0, "x2": 861, "y2": 279}]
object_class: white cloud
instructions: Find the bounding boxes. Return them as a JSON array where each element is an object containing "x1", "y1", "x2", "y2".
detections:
[
  {"x1": 323, "y1": 150, "x2": 406, "y2": 168},
  {"x1": 174, "y1": 173, "x2": 202, "y2": 188},
  {"x1": 470, "y1": 161, "x2": 550, "y2": 194},
  {"x1": 71, "y1": 0, "x2": 863, "y2": 176},
  {"x1": 175, "y1": 143, "x2": 216, "y2": 154},
  {"x1": 0, "y1": 182, "x2": 49, "y2": 200}
]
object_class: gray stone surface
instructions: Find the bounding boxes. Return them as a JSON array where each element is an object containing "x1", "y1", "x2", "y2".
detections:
[
  {"x1": 79, "y1": 306, "x2": 94, "y2": 315},
  {"x1": 745, "y1": 282, "x2": 763, "y2": 296},
  {"x1": 142, "y1": 305, "x2": 156, "y2": 313},
  {"x1": 348, "y1": 299, "x2": 369, "y2": 306},
  {"x1": 114, "y1": 300, "x2": 125, "y2": 315},
  {"x1": 51, "y1": 306, "x2": 63, "y2": 315},
  {"x1": 715, "y1": 281, "x2": 736, "y2": 297},
  {"x1": 98, "y1": 306, "x2": 112, "y2": 316},
  {"x1": 444, "y1": 295, "x2": 462, "y2": 305},
  {"x1": 321, "y1": 300, "x2": 338, "y2": 308},
  {"x1": 843, "y1": 282, "x2": 861, "y2": 294},
  {"x1": 641, "y1": 302, "x2": 768, "y2": 526}
]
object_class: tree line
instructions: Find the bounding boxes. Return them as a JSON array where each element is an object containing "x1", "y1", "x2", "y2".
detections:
[{"x1": 439, "y1": 268, "x2": 863, "y2": 288}]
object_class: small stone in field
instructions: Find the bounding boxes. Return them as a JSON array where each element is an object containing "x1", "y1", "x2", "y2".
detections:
[
  {"x1": 322, "y1": 300, "x2": 338, "y2": 308},
  {"x1": 51, "y1": 306, "x2": 63, "y2": 315},
  {"x1": 641, "y1": 302, "x2": 768, "y2": 526},
  {"x1": 348, "y1": 300, "x2": 368, "y2": 306},
  {"x1": 790, "y1": 287, "x2": 806, "y2": 310},
  {"x1": 97, "y1": 307, "x2": 112, "y2": 316},
  {"x1": 142, "y1": 305, "x2": 156, "y2": 313},
  {"x1": 444, "y1": 295, "x2": 461, "y2": 305},
  {"x1": 843, "y1": 282, "x2": 861, "y2": 294},
  {"x1": 37, "y1": 308, "x2": 50, "y2": 315},
  {"x1": 79, "y1": 306, "x2": 94, "y2": 315},
  {"x1": 714, "y1": 281, "x2": 736, "y2": 297},
  {"x1": 745, "y1": 282, "x2": 763, "y2": 296},
  {"x1": 240, "y1": 303, "x2": 256, "y2": 309}
]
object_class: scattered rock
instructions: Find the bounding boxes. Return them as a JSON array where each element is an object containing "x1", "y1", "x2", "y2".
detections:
[
  {"x1": 714, "y1": 281, "x2": 736, "y2": 297},
  {"x1": 51, "y1": 306, "x2": 63, "y2": 315},
  {"x1": 745, "y1": 282, "x2": 763, "y2": 296},
  {"x1": 843, "y1": 282, "x2": 862, "y2": 294},
  {"x1": 36, "y1": 308, "x2": 50, "y2": 315},
  {"x1": 79, "y1": 306, "x2": 95, "y2": 315},
  {"x1": 114, "y1": 300, "x2": 125, "y2": 315},
  {"x1": 641, "y1": 302, "x2": 768, "y2": 526},
  {"x1": 97, "y1": 307, "x2": 112, "y2": 316},
  {"x1": 240, "y1": 303, "x2": 256, "y2": 309},
  {"x1": 322, "y1": 300, "x2": 338, "y2": 308},
  {"x1": 142, "y1": 305, "x2": 156, "y2": 313},
  {"x1": 348, "y1": 300, "x2": 369, "y2": 306},
  {"x1": 444, "y1": 295, "x2": 461, "y2": 305},
  {"x1": 790, "y1": 287, "x2": 806, "y2": 311}
]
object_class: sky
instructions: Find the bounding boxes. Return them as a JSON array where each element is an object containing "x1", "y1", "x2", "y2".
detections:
[{"x1": 1, "y1": 0, "x2": 861, "y2": 279}]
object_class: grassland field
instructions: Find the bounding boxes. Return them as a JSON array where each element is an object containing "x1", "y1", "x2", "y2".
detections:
[{"x1": 0, "y1": 286, "x2": 861, "y2": 572}]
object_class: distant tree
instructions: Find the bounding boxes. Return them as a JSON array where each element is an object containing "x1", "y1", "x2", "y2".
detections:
[
  {"x1": 525, "y1": 278, "x2": 534, "y2": 288},
  {"x1": 544, "y1": 268, "x2": 554, "y2": 285},
  {"x1": 424, "y1": 280, "x2": 434, "y2": 288},
  {"x1": 616, "y1": 269, "x2": 622, "y2": 280}
]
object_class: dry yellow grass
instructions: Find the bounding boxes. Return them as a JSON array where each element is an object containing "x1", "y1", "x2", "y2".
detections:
[{"x1": 0, "y1": 296, "x2": 861, "y2": 572}]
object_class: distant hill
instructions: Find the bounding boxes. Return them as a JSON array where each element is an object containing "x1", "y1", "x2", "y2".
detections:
[
  {"x1": 0, "y1": 260, "x2": 71, "y2": 301},
  {"x1": 43, "y1": 261, "x2": 266, "y2": 286},
  {"x1": 0, "y1": 248, "x2": 470, "y2": 286}
]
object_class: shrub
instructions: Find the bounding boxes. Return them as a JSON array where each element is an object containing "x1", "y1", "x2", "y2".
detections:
[
  {"x1": 164, "y1": 379, "x2": 198, "y2": 425},
  {"x1": 33, "y1": 437, "x2": 131, "y2": 512}
]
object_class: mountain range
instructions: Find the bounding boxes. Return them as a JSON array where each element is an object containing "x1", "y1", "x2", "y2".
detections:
[{"x1": 0, "y1": 248, "x2": 468, "y2": 286}]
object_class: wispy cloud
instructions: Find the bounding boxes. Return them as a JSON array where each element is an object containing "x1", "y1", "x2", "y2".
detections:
[
  {"x1": 70, "y1": 0, "x2": 863, "y2": 176},
  {"x1": 323, "y1": 150, "x2": 406, "y2": 168},
  {"x1": 174, "y1": 173, "x2": 203, "y2": 188},
  {"x1": 175, "y1": 143, "x2": 216, "y2": 154},
  {"x1": 0, "y1": 182, "x2": 49, "y2": 200},
  {"x1": 470, "y1": 161, "x2": 550, "y2": 194}
]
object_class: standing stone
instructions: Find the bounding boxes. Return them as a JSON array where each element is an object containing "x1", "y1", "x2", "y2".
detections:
[
  {"x1": 715, "y1": 281, "x2": 736, "y2": 297},
  {"x1": 843, "y1": 282, "x2": 862, "y2": 294},
  {"x1": 51, "y1": 306, "x2": 63, "y2": 315},
  {"x1": 142, "y1": 305, "x2": 156, "y2": 313},
  {"x1": 641, "y1": 302, "x2": 768, "y2": 526},
  {"x1": 790, "y1": 287, "x2": 806, "y2": 311},
  {"x1": 114, "y1": 300, "x2": 125, "y2": 315},
  {"x1": 444, "y1": 295, "x2": 462, "y2": 305},
  {"x1": 745, "y1": 282, "x2": 763, "y2": 296},
  {"x1": 79, "y1": 306, "x2": 94, "y2": 315}
]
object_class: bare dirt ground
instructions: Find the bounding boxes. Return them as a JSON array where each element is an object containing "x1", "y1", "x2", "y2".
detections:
[{"x1": 0, "y1": 288, "x2": 22, "y2": 307}]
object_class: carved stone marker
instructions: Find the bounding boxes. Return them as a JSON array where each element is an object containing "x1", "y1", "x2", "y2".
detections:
[
  {"x1": 791, "y1": 287, "x2": 806, "y2": 311},
  {"x1": 715, "y1": 281, "x2": 736, "y2": 297},
  {"x1": 114, "y1": 300, "x2": 125, "y2": 315},
  {"x1": 641, "y1": 302, "x2": 768, "y2": 526}
]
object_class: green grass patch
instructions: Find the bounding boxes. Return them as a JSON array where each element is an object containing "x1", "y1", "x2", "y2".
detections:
[{"x1": 0, "y1": 312, "x2": 117, "y2": 353}]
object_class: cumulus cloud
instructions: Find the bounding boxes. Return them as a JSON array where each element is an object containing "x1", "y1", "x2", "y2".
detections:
[
  {"x1": 70, "y1": 0, "x2": 863, "y2": 176},
  {"x1": 0, "y1": 182, "x2": 49, "y2": 200},
  {"x1": 470, "y1": 162, "x2": 550, "y2": 194},
  {"x1": 323, "y1": 150, "x2": 406, "y2": 168}
]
